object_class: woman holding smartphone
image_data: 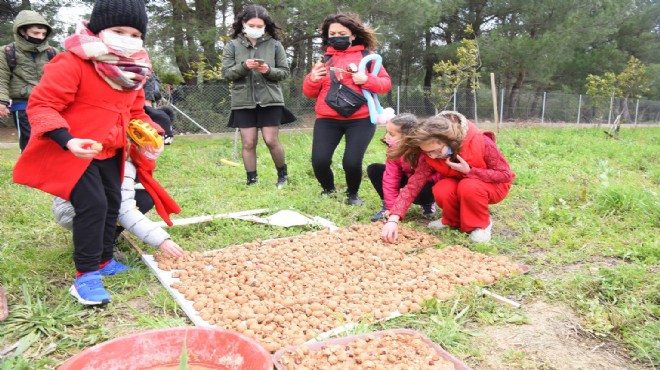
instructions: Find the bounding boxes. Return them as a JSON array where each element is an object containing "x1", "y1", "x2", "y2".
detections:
[{"x1": 222, "y1": 4, "x2": 295, "y2": 188}]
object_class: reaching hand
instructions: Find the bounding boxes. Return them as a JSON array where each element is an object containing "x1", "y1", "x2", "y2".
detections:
[
  {"x1": 445, "y1": 154, "x2": 471, "y2": 174},
  {"x1": 159, "y1": 239, "x2": 184, "y2": 258},
  {"x1": 381, "y1": 221, "x2": 399, "y2": 243}
]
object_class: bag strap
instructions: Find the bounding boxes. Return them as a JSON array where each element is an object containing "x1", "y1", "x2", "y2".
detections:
[
  {"x1": 323, "y1": 49, "x2": 373, "y2": 72},
  {"x1": 46, "y1": 46, "x2": 56, "y2": 61},
  {"x1": 4, "y1": 43, "x2": 16, "y2": 72},
  {"x1": 5, "y1": 42, "x2": 56, "y2": 73}
]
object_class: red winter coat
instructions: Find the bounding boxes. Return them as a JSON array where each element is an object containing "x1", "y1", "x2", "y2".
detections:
[
  {"x1": 303, "y1": 45, "x2": 391, "y2": 120},
  {"x1": 13, "y1": 52, "x2": 158, "y2": 200}
]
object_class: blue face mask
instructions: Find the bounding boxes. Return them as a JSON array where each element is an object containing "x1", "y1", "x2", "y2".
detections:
[{"x1": 437, "y1": 147, "x2": 452, "y2": 158}]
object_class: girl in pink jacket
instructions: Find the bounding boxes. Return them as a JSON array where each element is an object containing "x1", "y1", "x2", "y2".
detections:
[{"x1": 366, "y1": 113, "x2": 441, "y2": 221}]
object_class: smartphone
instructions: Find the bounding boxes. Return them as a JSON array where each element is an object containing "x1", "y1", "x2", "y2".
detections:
[{"x1": 253, "y1": 59, "x2": 265, "y2": 65}]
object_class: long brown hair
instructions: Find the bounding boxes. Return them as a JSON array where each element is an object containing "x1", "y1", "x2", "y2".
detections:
[
  {"x1": 387, "y1": 112, "x2": 466, "y2": 167},
  {"x1": 231, "y1": 5, "x2": 282, "y2": 40},
  {"x1": 320, "y1": 13, "x2": 379, "y2": 51}
]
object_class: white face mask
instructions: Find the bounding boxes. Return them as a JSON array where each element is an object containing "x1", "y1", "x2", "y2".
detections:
[
  {"x1": 243, "y1": 25, "x2": 265, "y2": 39},
  {"x1": 100, "y1": 30, "x2": 143, "y2": 55}
]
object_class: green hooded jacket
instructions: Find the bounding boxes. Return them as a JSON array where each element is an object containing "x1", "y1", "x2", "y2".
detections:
[
  {"x1": 0, "y1": 10, "x2": 55, "y2": 104},
  {"x1": 221, "y1": 34, "x2": 290, "y2": 110}
]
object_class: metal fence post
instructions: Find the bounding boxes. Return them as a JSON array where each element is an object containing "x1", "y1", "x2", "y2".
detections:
[
  {"x1": 473, "y1": 88, "x2": 478, "y2": 124},
  {"x1": 453, "y1": 88, "x2": 457, "y2": 111},
  {"x1": 541, "y1": 91, "x2": 546, "y2": 124},
  {"x1": 396, "y1": 85, "x2": 400, "y2": 114},
  {"x1": 634, "y1": 99, "x2": 640, "y2": 127},
  {"x1": 499, "y1": 88, "x2": 504, "y2": 124},
  {"x1": 607, "y1": 96, "x2": 614, "y2": 127},
  {"x1": 577, "y1": 94, "x2": 582, "y2": 125}
]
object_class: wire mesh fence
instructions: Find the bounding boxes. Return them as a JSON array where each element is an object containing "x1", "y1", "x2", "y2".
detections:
[
  {"x1": 2, "y1": 82, "x2": 659, "y2": 135},
  {"x1": 161, "y1": 82, "x2": 660, "y2": 134}
]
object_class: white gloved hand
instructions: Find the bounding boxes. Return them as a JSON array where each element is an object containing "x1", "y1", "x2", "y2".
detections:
[{"x1": 141, "y1": 144, "x2": 164, "y2": 161}]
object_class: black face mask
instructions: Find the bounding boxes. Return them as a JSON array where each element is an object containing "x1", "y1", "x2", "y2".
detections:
[
  {"x1": 25, "y1": 36, "x2": 45, "y2": 45},
  {"x1": 327, "y1": 36, "x2": 351, "y2": 50}
]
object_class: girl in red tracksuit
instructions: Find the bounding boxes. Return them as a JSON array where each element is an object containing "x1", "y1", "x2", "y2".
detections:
[
  {"x1": 366, "y1": 113, "x2": 442, "y2": 222},
  {"x1": 303, "y1": 13, "x2": 391, "y2": 205},
  {"x1": 381, "y1": 111, "x2": 515, "y2": 243}
]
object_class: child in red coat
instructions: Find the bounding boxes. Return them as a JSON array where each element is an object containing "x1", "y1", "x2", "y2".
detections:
[
  {"x1": 366, "y1": 112, "x2": 441, "y2": 221},
  {"x1": 381, "y1": 111, "x2": 515, "y2": 243},
  {"x1": 13, "y1": 0, "x2": 159, "y2": 305}
]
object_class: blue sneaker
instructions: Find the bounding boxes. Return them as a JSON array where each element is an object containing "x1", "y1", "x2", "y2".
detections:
[
  {"x1": 99, "y1": 259, "x2": 131, "y2": 276},
  {"x1": 69, "y1": 271, "x2": 111, "y2": 305}
]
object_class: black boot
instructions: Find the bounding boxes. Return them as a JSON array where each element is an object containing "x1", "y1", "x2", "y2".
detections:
[
  {"x1": 347, "y1": 193, "x2": 364, "y2": 206},
  {"x1": 276, "y1": 164, "x2": 288, "y2": 189},
  {"x1": 246, "y1": 171, "x2": 258, "y2": 186}
]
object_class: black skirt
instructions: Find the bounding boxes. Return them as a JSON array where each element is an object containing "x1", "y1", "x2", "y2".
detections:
[{"x1": 227, "y1": 105, "x2": 297, "y2": 128}]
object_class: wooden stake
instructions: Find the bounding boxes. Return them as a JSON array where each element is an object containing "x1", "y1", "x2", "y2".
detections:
[
  {"x1": 122, "y1": 232, "x2": 146, "y2": 256},
  {"x1": 478, "y1": 288, "x2": 521, "y2": 308},
  {"x1": 491, "y1": 73, "x2": 500, "y2": 133}
]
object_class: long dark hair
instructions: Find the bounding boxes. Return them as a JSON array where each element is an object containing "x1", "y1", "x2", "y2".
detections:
[
  {"x1": 387, "y1": 113, "x2": 465, "y2": 167},
  {"x1": 230, "y1": 4, "x2": 282, "y2": 40},
  {"x1": 320, "y1": 13, "x2": 378, "y2": 51}
]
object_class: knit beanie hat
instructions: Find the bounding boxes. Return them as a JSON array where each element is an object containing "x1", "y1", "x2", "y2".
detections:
[{"x1": 88, "y1": 0, "x2": 148, "y2": 38}]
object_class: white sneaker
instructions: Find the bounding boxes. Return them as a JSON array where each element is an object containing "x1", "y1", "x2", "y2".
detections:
[
  {"x1": 470, "y1": 222, "x2": 493, "y2": 243},
  {"x1": 428, "y1": 219, "x2": 449, "y2": 230}
]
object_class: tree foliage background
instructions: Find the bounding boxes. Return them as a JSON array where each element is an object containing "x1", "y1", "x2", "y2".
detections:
[{"x1": 2, "y1": 0, "x2": 659, "y2": 103}]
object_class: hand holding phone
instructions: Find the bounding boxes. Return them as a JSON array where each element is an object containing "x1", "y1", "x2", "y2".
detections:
[{"x1": 253, "y1": 59, "x2": 265, "y2": 65}]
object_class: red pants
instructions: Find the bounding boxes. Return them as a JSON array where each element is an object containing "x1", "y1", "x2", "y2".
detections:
[{"x1": 432, "y1": 178, "x2": 511, "y2": 232}]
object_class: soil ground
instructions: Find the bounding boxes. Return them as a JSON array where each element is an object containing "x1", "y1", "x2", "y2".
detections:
[{"x1": 471, "y1": 301, "x2": 641, "y2": 370}]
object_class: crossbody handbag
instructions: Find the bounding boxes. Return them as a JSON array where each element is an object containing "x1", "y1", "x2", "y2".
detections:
[{"x1": 324, "y1": 59, "x2": 368, "y2": 118}]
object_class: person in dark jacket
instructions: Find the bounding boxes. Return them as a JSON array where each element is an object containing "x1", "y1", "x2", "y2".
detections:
[
  {"x1": 303, "y1": 13, "x2": 392, "y2": 205},
  {"x1": 222, "y1": 5, "x2": 295, "y2": 188},
  {"x1": 0, "y1": 10, "x2": 57, "y2": 152},
  {"x1": 143, "y1": 73, "x2": 174, "y2": 144}
]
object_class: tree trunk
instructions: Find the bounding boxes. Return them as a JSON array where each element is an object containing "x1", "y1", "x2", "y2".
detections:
[
  {"x1": 507, "y1": 68, "x2": 526, "y2": 120},
  {"x1": 423, "y1": 29, "x2": 435, "y2": 115},
  {"x1": 170, "y1": 0, "x2": 194, "y2": 83},
  {"x1": 195, "y1": 0, "x2": 219, "y2": 66}
]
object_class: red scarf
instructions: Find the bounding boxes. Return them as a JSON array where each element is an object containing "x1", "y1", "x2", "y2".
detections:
[{"x1": 129, "y1": 146, "x2": 181, "y2": 226}]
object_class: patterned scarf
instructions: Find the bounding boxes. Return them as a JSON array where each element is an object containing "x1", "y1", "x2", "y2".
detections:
[{"x1": 64, "y1": 22, "x2": 151, "y2": 91}]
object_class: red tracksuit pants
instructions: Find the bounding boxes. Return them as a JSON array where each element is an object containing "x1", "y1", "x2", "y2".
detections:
[{"x1": 431, "y1": 177, "x2": 511, "y2": 232}]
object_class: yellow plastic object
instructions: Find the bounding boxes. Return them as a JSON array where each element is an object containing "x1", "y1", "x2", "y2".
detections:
[
  {"x1": 127, "y1": 119, "x2": 163, "y2": 149},
  {"x1": 219, "y1": 158, "x2": 240, "y2": 167}
]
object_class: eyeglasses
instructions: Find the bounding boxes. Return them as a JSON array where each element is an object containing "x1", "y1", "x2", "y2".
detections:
[{"x1": 422, "y1": 148, "x2": 446, "y2": 157}]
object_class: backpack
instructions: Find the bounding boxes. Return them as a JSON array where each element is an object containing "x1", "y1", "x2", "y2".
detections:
[{"x1": 4, "y1": 42, "x2": 57, "y2": 72}]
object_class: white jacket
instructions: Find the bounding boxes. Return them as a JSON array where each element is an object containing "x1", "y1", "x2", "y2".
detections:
[{"x1": 52, "y1": 159, "x2": 170, "y2": 248}]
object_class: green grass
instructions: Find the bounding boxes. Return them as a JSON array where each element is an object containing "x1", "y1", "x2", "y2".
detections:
[{"x1": 0, "y1": 126, "x2": 658, "y2": 368}]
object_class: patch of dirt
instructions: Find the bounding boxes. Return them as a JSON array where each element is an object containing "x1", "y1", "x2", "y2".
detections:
[
  {"x1": 471, "y1": 301, "x2": 641, "y2": 370},
  {"x1": 0, "y1": 127, "x2": 17, "y2": 143}
]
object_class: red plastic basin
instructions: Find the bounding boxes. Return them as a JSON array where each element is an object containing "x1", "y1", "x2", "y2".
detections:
[{"x1": 58, "y1": 327, "x2": 273, "y2": 370}]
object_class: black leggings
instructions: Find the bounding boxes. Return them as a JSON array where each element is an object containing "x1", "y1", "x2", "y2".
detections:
[
  {"x1": 69, "y1": 153, "x2": 122, "y2": 272},
  {"x1": 311, "y1": 117, "x2": 376, "y2": 195},
  {"x1": 366, "y1": 163, "x2": 435, "y2": 205}
]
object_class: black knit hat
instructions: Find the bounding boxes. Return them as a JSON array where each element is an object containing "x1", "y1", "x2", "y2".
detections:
[{"x1": 88, "y1": 0, "x2": 148, "y2": 38}]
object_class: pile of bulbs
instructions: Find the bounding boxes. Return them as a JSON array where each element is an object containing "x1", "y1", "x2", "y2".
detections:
[
  {"x1": 155, "y1": 223, "x2": 523, "y2": 352},
  {"x1": 278, "y1": 331, "x2": 456, "y2": 369}
]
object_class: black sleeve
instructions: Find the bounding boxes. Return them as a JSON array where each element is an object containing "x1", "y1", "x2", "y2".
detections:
[{"x1": 45, "y1": 128, "x2": 74, "y2": 150}]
